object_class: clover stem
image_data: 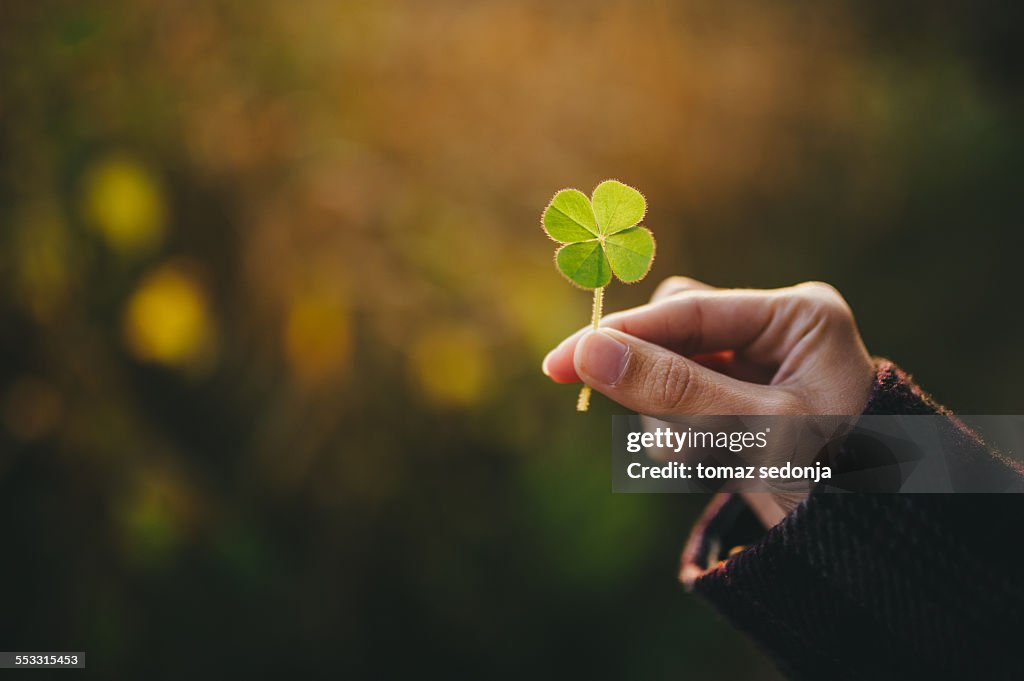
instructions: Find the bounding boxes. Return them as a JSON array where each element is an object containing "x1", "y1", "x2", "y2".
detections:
[{"x1": 576, "y1": 286, "x2": 605, "y2": 412}]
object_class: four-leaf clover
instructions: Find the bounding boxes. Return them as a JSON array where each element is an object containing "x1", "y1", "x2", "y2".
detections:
[
  {"x1": 541, "y1": 179, "x2": 656, "y2": 411},
  {"x1": 542, "y1": 180, "x2": 655, "y2": 290}
]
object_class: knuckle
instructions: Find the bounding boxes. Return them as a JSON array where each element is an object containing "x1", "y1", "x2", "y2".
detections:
[
  {"x1": 795, "y1": 280, "x2": 840, "y2": 298},
  {"x1": 792, "y1": 281, "x2": 853, "y2": 323},
  {"x1": 771, "y1": 388, "x2": 806, "y2": 415},
  {"x1": 645, "y1": 354, "x2": 693, "y2": 410},
  {"x1": 652, "y1": 277, "x2": 681, "y2": 300},
  {"x1": 666, "y1": 275, "x2": 698, "y2": 288},
  {"x1": 653, "y1": 276, "x2": 698, "y2": 301}
]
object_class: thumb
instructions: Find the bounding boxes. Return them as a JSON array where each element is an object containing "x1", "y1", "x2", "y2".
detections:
[{"x1": 573, "y1": 329, "x2": 796, "y2": 417}]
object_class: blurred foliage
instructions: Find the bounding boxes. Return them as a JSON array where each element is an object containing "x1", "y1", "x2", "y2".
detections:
[{"x1": 1, "y1": 0, "x2": 1023, "y2": 678}]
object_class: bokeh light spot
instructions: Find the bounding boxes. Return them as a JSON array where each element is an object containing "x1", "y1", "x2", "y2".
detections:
[
  {"x1": 409, "y1": 324, "x2": 490, "y2": 408},
  {"x1": 283, "y1": 287, "x2": 352, "y2": 387},
  {"x1": 118, "y1": 469, "x2": 196, "y2": 568},
  {"x1": 82, "y1": 154, "x2": 167, "y2": 256},
  {"x1": 122, "y1": 263, "x2": 216, "y2": 369},
  {"x1": 13, "y1": 206, "x2": 73, "y2": 321}
]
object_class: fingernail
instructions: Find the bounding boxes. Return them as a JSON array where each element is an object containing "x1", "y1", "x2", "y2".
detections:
[
  {"x1": 578, "y1": 330, "x2": 630, "y2": 385},
  {"x1": 541, "y1": 353, "x2": 552, "y2": 377}
]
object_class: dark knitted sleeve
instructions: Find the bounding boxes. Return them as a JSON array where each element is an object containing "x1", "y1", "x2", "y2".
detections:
[{"x1": 680, "y1": 360, "x2": 1024, "y2": 680}]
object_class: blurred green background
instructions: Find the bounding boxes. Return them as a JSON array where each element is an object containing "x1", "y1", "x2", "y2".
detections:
[{"x1": 1, "y1": 1, "x2": 1022, "y2": 678}]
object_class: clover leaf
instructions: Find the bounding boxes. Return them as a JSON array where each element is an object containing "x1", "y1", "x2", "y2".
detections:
[
  {"x1": 542, "y1": 180, "x2": 655, "y2": 289},
  {"x1": 541, "y1": 180, "x2": 656, "y2": 411}
]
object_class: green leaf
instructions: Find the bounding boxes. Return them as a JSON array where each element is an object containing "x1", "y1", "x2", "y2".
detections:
[
  {"x1": 543, "y1": 189, "x2": 599, "y2": 243},
  {"x1": 555, "y1": 240, "x2": 611, "y2": 289},
  {"x1": 591, "y1": 180, "x2": 645, "y2": 235},
  {"x1": 604, "y1": 227, "x2": 655, "y2": 283}
]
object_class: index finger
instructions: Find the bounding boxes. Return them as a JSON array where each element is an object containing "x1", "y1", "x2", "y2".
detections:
[{"x1": 542, "y1": 288, "x2": 786, "y2": 384}]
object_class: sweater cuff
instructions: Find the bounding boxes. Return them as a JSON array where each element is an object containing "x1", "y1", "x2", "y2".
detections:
[
  {"x1": 862, "y1": 358, "x2": 947, "y2": 416},
  {"x1": 678, "y1": 359, "x2": 918, "y2": 587},
  {"x1": 678, "y1": 359, "x2": 1024, "y2": 677},
  {"x1": 682, "y1": 492, "x2": 1024, "y2": 678},
  {"x1": 680, "y1": 359, "x2": 927, "y2": 585}
]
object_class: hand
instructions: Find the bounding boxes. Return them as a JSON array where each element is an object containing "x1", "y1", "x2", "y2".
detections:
[
  {"x1": 542, "y1": 278, "x2": 876, "y2": 520},
  {"x1": 543, "y1": 277, "x2": 874, "y2": 418}
]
